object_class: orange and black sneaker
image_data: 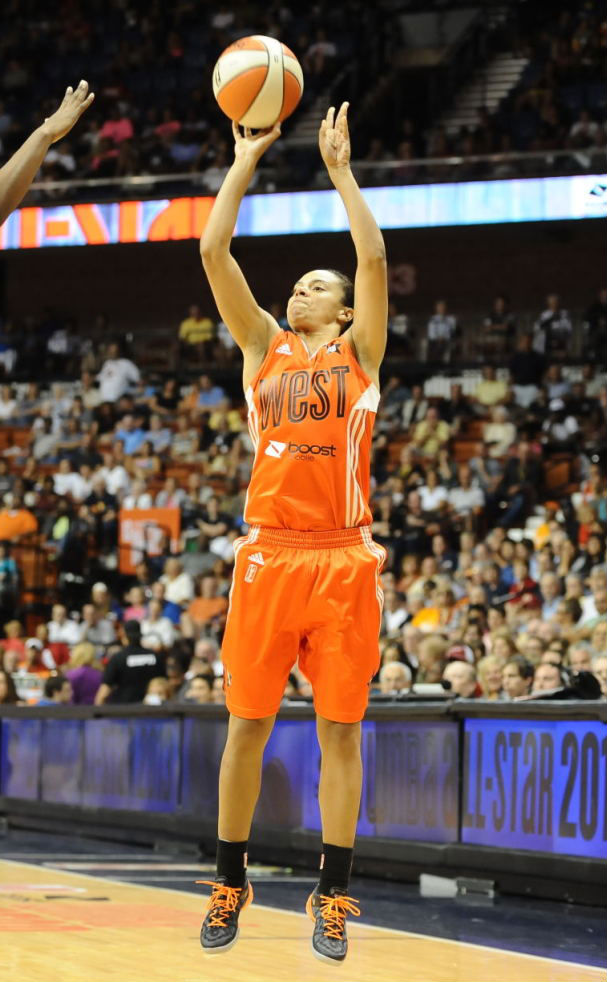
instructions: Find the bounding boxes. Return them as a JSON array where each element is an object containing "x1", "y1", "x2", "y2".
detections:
[
  {"x1": 198, "y1": 877, "x2": 254, "y2": 954},
  {"x1": 306, "y1": 884, "x2": 360, "y2": 964}
]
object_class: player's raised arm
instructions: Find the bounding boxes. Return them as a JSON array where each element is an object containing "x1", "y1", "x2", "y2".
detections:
[
  {"x1": 200, "y1": 122, "x2": 282, "y2": 354},
  {"x1": 320, "y1": 103, "x2": 388, "y2": 374},
  {"x1": 0, "y1": 80, "x2": 95, "y2": 226}
]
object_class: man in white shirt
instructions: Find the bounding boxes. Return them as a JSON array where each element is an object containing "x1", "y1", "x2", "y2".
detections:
[
  {"x1": 539, "y1": 572, "x2": 562, "y2": 621},
  {"x1": 140, "y1": 599, "x2": 176, "y2": 651},
  {"x1": 98, "y1": 451, "x2": 131, "y2": 497},
  {"x1": 47, "y1": 603, "x2": 81, "y2": 645},
  {"x1": 447, "y1": 463, "x2": 485, "y2": 516},
  {"x1": 160, "y1": 557, "x2": 194, "y2": 607},
  {"x1": 97, "y1": 343, "x2": 140, "y2": 403}
]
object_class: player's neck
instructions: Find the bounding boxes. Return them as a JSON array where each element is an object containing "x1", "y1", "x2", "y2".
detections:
[{"x1": 292, "y1": 325, "x2": 340, "y2": 354}]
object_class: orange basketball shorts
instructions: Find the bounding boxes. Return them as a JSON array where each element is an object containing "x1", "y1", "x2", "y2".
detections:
[{"x1": 221, "y1": 525, "x2": 387, "y2": 723}]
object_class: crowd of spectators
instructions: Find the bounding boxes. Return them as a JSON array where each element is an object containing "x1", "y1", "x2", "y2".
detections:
[
  {"x1": 0, "y1": 0, "x2": 603, "y2": 199},
  {"x1": 0, "y1": 302, "x2": 604, "y2": 709}
]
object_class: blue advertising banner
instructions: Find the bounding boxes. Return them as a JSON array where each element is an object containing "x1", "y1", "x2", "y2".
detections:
[
  {"x1": 0, "y1": 719, "x2": 42, "y2": 800},
  {"x1": 40, "y1": 719, "x2": 83, "y2": 805},
  {"x1": 302, "y1": 720, "x2": 458, "y2": 842},
  {"x1": 462, "y1": 718, "x2": 607, "y2": 858}
]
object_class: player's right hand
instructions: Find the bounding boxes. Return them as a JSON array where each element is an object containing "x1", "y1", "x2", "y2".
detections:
[
  {"x1": 41, "y1": 80, "x2": 95, "y2": 144},
  {"x1": 232, "y1": 120, "x2": 281, "y2": 167}
]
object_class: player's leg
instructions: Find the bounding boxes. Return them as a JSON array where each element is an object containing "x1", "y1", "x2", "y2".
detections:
[
  {"x1": 301, "y1": 530, "x2": 386, "y2": 963},
  {"x1": 201, "y1": 712, "x2": 276, "y2": 955},
  {"x1": 201, "y1": 530, "x2": 305, "y2": 954},
  {"x1": 218, "y1": 712, "x2": 276, "y2": 876}
]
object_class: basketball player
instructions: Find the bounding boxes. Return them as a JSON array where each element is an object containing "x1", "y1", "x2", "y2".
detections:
[
  {"x1": 199, "y1": 103, "x2": 387, "y2": 964},
  {"x1": 0, "y1": 81, "x2": 94, "y2": 225}
]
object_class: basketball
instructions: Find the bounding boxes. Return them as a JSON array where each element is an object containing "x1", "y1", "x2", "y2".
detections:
[{"x1": 212, "y1": 35, "x2": 304, "y2": 129}]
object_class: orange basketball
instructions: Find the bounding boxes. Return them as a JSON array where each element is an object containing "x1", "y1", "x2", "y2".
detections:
[{"x1": 212, "y1": 35, "x2": 304, "y2": 129}]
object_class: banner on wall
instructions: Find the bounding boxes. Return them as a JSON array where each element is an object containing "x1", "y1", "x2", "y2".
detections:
[
  {"x1": 0, "y1": 175, "x2": 604, "y2": 250},
  {"x1": 462, "y1": 717, "x2": 607, "y2": 859},
  {"x1": 118, "y1": 508, "x2": 181, "y2": 575}
]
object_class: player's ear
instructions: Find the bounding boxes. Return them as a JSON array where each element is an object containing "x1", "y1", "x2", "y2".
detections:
[{"x1": 338, "y1": 306, "x2": 354, "y2": 327}]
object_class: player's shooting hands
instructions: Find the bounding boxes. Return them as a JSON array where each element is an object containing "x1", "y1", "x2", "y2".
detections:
[
  {"x1": 232, "y1": 120, "x2": 281, "y2": 168},
  {"x1": 319, "y1": 102, "x2": 351, "y2": 173},
  {"x1": 41, "y1": 80, "x2": 95, "y2": 144}
]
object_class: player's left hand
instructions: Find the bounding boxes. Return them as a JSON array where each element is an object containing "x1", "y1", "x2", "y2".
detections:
[
  {"x1": 319, "y1": 102, "x2": 351, "y2": 172},
  {"x1": 42, "y1": 80, "x2": 95, "y2": 144}
]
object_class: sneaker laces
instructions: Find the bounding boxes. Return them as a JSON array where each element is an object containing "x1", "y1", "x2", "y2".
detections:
[
  {"x1": 196, "y1": 880, "x2": 244, "y2": 928},
  {"x1": 317, "y1": 893, "x2": 360, "y2": 940}
]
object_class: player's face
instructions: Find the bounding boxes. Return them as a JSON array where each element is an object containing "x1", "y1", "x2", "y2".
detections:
[{"x1": 286, "y1": 270, "x2": 350, "y2": 332}]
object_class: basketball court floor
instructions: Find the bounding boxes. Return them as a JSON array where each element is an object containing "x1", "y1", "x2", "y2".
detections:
[{"x1": 1, "y1": 830, "x2": 604, "y2": 982}]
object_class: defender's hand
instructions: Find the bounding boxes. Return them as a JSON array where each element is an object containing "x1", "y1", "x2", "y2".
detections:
[
  {"x1": 319, "y1": 102, "x2": 351, "y2": 172},
  {"x1": 42, "y1": 80, "x2": 95, "y2": 144}
]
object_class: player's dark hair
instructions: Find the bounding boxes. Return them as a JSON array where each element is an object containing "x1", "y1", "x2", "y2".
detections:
[{"x1": 326, "y1": 269, "x2": 354, "y2": 322}]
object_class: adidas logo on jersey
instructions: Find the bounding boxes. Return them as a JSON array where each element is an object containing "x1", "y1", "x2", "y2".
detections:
[
  {"x1": 265, "y1": 440, "x2": 287, "y2": 458},
  {"x1": 326, "y1": 342, "x2": 341, "y2": 353},
  {"x1": 249, "y1": 552, "x2": 265, "y2": 566},
  {"x1": 276, "y1": 343, "x2": 292, "y2": 355}
]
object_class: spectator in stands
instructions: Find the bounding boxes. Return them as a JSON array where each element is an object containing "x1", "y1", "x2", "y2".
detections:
[
  {"x1": 97, "y1": 343, "x2": 140, "y2": 403},
  {"x1": 141, "y1": 599, "x2": 176, "y2": 651},
  {"x1": 37, "y1": 675, "x2": 73, "y2": 705},
  {"x1": 65, "y1": 641, "x2": 102, "y2": 704},
  {"x1": 532, "y1": 662, "x2": 564, "y2": 693},
  {"x1": 146, "y1": 414, "x2": 172, "y2": 455},
  {"x1": 195, "y1": 374, "x2": 226, "y2": 411},
  {"x1": 0, "y1": 668, "x2": 20, "y2": 704},
  {"x1": 95, "y1": 620, "x2": 165, "y2": 704},
  {"x1": 401, "y1": 384, "x2": 428, "y2": 431},
  {"x1": 378, "y1": 662, "x2": 411, "y2": 695},
  {"x1": 0, "y1": 384, "x2": 16, "y2": 421},
  {"x1": 381, "y1": 590, "x2": 408, "y2": 637},
  {"x1": 143, "y1": 676, "x2": 170, "y2": 705},
  {"x1": 23, "y1": 638, "x2": 55, "y2": 675},
  {"x1": 483, "y1": 406, "x2": 517, "y2": 458},
  {"x1": 411, "y1": 407, "x2": 450, "y2": 458},
  {"x1": 533, "y1": 294, "x2": 572, "y2": 359},
  {"x1": 425, "y1": 300, "x2": 457, "y2": 363},
  {"x1": 78, "y1": 603, "x2": 116, "y2": 652},
  {"x1": 502, "y1": 656, "x2": 534, "y2": 699},
  {"x1": 447, "y1": 464, "x2": 485, "y2": 529},
  {"x1": 471, "y1": 366, "x2": 510, "y2": 413},
  {"x1": 185, "y1": 673, "x2": 214, "y2": 704},
  {"x1": 47, "y1": 603, "x2": 80, "y2": 646},
  {"x1": 149, "y1": 379, "x2": 180, "y2": 419},
  {"x1": 178, "y1": 304, "x2": 215, "y2": 359},
  {"x1": 417, "y1": 634, "x2": 448, "y2": 683},
  {"x1": 509, "y1": 334, "x2": 545, "y2": 409},
  {"x1": 481, "y1": 295, "x2": 516, "y2": 360},
  {"x1": 0, "y1": 495, "x2": 37, "y2": 540},
  {"x1": 114, "y1": 415, "x2": 146, "y2": 456},
  {"x1": 160, "y1": 558, "x2": 194, "y2": 607},
  {"x1": 592, "y1": 654, "x2": 607, "y2": 697},
  {"x1": 583, "y1": 287, "x2": 607, "y2": 362},
  {"x1": 442, "y1": 660, "x2": 477, "y2": 698},
  {"x1": 493, "y1": 440, "x2": 542, "y2": 527},
  {"x1": 477, "y1": 655, "x2": 505, "y2": 699},
  {"x1": 540, "y1": 572, "x2": 563, "y2": 619},
  {"x1": 568, "y1": 109, "x2": 599, "y2": 147},
  {"x1": 182, "y1": 574, "x2": 228, "y2": 638}
]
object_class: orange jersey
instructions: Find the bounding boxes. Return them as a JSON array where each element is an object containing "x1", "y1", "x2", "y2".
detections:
[{"x1": 243, "y1": 330, "x2": 380, "y2": 531}]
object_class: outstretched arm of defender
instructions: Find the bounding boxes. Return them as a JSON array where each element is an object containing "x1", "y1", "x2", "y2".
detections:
[
  {"x1": 320, "y1": 103, "x2": 388, "y2": 372},
  {"x1": 200, "y1": 121, "x2": 282, "y2": 354},
  {"x1": 0, "y1": 81, "x2": 94, "y2": 226}
]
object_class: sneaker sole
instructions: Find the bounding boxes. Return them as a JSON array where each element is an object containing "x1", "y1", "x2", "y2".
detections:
[
  {"x1": 201, "y1": 882, "x2": 254, "y2": 956},
  {"x1": 306, "y1": 893, "x2": 347, "y2": 965}
]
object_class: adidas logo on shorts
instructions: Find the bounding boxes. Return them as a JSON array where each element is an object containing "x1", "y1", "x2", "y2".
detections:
[
  {"x1": 276, "y1": 343, "x2": 292, "y2": 355},
  {"x1": 249, "y1": 553, "x2": 264, "y2": 565}
]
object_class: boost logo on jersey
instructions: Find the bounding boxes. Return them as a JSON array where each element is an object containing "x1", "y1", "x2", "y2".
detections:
[{"x1": 264, "y1": 440, "x2": 336, "y2": 461}]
